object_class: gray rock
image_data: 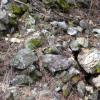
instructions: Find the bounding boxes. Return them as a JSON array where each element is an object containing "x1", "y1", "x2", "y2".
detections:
[
  {"x1": 89, "y1": 90, "x2": 100, "y2": 100},
  {"x1": 65, "y1": 0, "x2": 76, "y2": 4},
  {"x1": 77, "y1": 0, "x2": 90, "y2": 6},
  {"x1": 85, "y1": 86, "x2": 93, "y2": 93},
  {"x1": 79, "y1": 49, "x2": 100, "y2": 73},
  {"x1": 42, "y1": 54, "x2": 73, "y2": 74},
  {"x1": 69, "y1": 40, "x2": 80, "y2": 51},
  {"x1": 18, "y1": 14, "x2": 36, "y2": 35},
  {"x1": 21, "y1": 65, "x2": 36, "y2": 74},
  {"x1": 92, "y1": 28, "x2": 100, "y2": 34},
  {"x1": 92, "y1": 75, "x2": 100, "y2": 88},
  {"x1": 56, "y1": 67, "x2": 79, "y2": 83},
  {"x1": 76, "y1": 37, "x2": 88, "y2": 47},
  {"x1": 6, "y1": 87, "x2": 35, "y2": 100},
  {"x1": 66, "y1": 0, "x2": 90, "y2": 6},
  {"x1": 77, "y1": 81, "x2": 86, "y2": 97},
  {"x1": 10, "y1": 48, "x2": 38, "y2": 70},
  {"x1": 19, "y1": 0, "x2": 28, "y2": 3},
  {"x1": 1, "y1": 0, "x2": 8, "y2": 5},
  {"x1": 68, "y1": 67, "x2": 80, "y2": 75},
  {"x1": 79, "y1": 19, "x2": 88, "y2": 29},
  {"x1": 55, "y1": 80, "x2": 63, "y2": 92},
  {"x1": 10, "y1": 75, "x2": 33, "y2": 86},
  {"x1": 0, "y1": 22, "x2": 6, "y2": 31},
  {"x1": 43, "y1": 46, "x2": 60, "y2": 54},
  {"x1": 67, "y1": 27, "x2": 78, "y2": 35},
  {"x1": 0, "y1": 8, "x2": 9, "y2": 24},
  {"x1": 56, "y1": 71, "x2": 70, "y2": 83},
  {"x1": 50, "y1": 21, "x2": 68, "y2": 30},
  {"x1": 37, "y1": 89, "x2": 61, "y2": 100},
  {"x1": 0, "y1": 8, "x2": 9, "y2": 33},
  {"x1": 76, "y1": 26, "x2": 83, "y2": 32}
]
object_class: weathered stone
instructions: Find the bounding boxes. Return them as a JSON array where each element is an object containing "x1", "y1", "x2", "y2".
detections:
[
  {"x1": 42, "y1": 54, "x2": 74, "y2": 74},
  {"x1": 77, "y1": 81, "x2": 86, "y2": 97},
  {"x1": 76, "y1": 37, "x2": 88, "y2": 47},
  {"x1": 79, "y1": 19, "x2": 88, "y2": 29},
  {"x1": 10, "y1": 48, "x2": 38, "y2": 70},
  {"x1": 19, "y1": 0, "x2": 28, "y2": 3},
  {"x1": 0, "y1": 8, "x2": 9, "y2": 24},
  {"x1": 56, "y1": 68, "x2": 80, "y2": 83},
  {"x1": 55, "y1": 80, "x2": 63, "y2": 92},
  {"x1": 0, "y1": 23, "x2": 6, "y2": 31},
  {"x1": 79, "y1": 49, "x2": 100, "y2": 73},
  {"x1": 92, "y1": 75, "x2": 100, "y2": 88},
  {"x1": 1, "y1": 0, "x2": 9, "y2": 5},
  {"x1": 10, "y1": 75, "x2": 33, "y2": 86},
  {"x1": 19, "y1": 14, "x2": 36, "y2": 35},
  {"x1": 62, "y1": 83, "x2": 71, "y2": 97},
  {"x1": 50, "y1": 21, "x2": 68, "y2": 30},
  {"x1": 69, "y1": 40, "x2": 80, "y2": 51},
  {"x1": 67, "y1": 27, "x2": 78, "y2": 35},
  {"x1": 89, "y1": 90, "x2": 100, "y2": 100},
  {"x1": 57, "y1": 71, "x2": 70, "y2": 83},
  {"x1": 21, "y1": 65, "x2": 36, "y2": 75},
  {"x1": 93, "y1": 28, "x2": 100, "y2": 34},
  {"x1": 76, "y1": 26, "x2": 83, "y2": 32}
]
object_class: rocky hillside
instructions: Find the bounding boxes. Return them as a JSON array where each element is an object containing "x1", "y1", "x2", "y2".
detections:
[{"x1": 0, "y1": 0, "x2": 100, "y2": 100}]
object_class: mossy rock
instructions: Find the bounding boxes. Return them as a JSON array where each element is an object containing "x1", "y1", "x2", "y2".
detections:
[
  {"x1": 71, "y1": 75, "x2": 80, "y2": 84},
  {"x1": 62, "y1": 85, "x2": 70, "y2": 97},
  {"x1": 95, "y1": 62, "x2": 100, "y2": 73},
  {"x1": 25, "y1": 38, "x2": 42, "y2": 50},
  {"x1": 43, "y1": 47, "x2": 59, "y2": 54},
  {"x1": 10, "y1": 3, "x2": 28, "y2": 15},
  {"x1": 56, "y1": 0, "x2": 75, "y2": 11}
]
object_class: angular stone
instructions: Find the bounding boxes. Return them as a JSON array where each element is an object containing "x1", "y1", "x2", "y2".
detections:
[
  {"x1": 10, "y1": 48, "x2": 38, "y2": 70},
  {"x1": 79, "y1": 49, "x2": 100, "y2": 73},
  {"x1": 42, "y1": 54, "x2": 74, "y2": 74},
  {"x1": 10, "y1": 75, "x2": 33, "y2": 86},
  {"x1": 79, "y1": 19, "x2": 89, "y2": 29}
]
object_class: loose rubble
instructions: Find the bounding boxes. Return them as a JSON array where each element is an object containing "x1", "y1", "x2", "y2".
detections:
[{"x1": 0, "y1": 0, "x2": 100, "y2": 100}]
